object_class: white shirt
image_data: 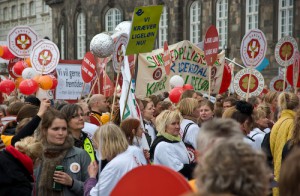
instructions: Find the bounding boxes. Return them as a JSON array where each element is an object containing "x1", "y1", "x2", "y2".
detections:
[
  {"x1": 144, "y1": 123, "x2": 156, "y2": 145},
  {"x1": 153, "y1": 141, "x2": 190, "y2": 172},
  {"x1": 90, "y1": 147, "x2": 142, "y2": 196},
  {"x1": 247, "y1": 128, "x2": 265, "y2": 151},
  {"x1": 127, "y1": 145, "x2": 147, "y2": 165},
  {"x1": 82, "y1": 122, "x2": 98, "y2": 140},
  {"x1": 180, "y1": 119, "x2": 200, "y2": 149}
]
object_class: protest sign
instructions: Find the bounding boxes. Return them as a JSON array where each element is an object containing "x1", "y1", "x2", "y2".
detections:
[
  {"x1": 126, "y1": 5, "x2": 163, "y2": 55},
  {"x1": 136, "y1": 40, "x2": 225, "y2": 98}
]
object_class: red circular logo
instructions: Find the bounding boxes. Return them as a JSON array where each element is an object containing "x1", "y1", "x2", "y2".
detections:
[
  {"x1": 247, "y1": 39, "x2": 261, "y2": 59},
  {"x1": 153, "y1": 68, "x2": 162, "y2": 80},
  {"x1": 279, "y1": 42, "x2": 294, "y2": 61},
  {"x1": 239, "y1": 74, "x2": 259, "y2": 93},
  {"x1": 38, "y1": 50, "x2": 52, "y2": 66}
]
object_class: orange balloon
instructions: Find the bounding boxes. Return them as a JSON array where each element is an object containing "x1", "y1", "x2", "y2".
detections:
[
  {"x1": 39, "y1": 75, "x2": 53, "y2": 90},
  {"x1": 25, "y1": 58, "x2": 31, "y2": 67},
  {"x1": 15, "y1": 77, "x2": 24, "y2": 88},
  {"x1": 0, "y1": 45, "x2": 3, "y2": 57},
  {"x1": 33, "y1": 75, "x2": 41, "y2": 83}
]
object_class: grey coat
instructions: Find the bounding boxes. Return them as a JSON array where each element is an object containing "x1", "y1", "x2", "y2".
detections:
[{"x1": 35, "y1": 146, "x2": 91, "y2": 196}]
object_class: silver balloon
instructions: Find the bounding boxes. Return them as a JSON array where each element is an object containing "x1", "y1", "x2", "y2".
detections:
[
  {"x1": 90, "y1": 33, "x2": 114, "y2": 58},
  {"x1": 115, "y1": 21, "x2": 132, "y2": 35}
]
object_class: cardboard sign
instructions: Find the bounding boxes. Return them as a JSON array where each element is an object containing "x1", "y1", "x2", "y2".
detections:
[
  {"x1": 112, "y1": 33, "x2": 129, "y2": 73},
  {"x1": 30, "y1": 39, "x2": 60, "y2": 74},
  {"x1": 136, "y1": 40, "x2": 225, "y2": 98},
  {"x1": 7, "y1": 26, "x2": 39, "y2": 58},
  {"x1": 81, "y1": 52, "x2": 96, "y2": 83},
  {"x1": 233, "y1": 68, "x2": 264, "y2": 98},
  {"x1": 240, "y1": 29, "x2": 267, "y2": 67},
  {"x1": 126, "y1": 5, "x2": 163, "y2": 55},
  {"x1": 269, "y1": 76, "x2": 291, "y2": 92},
  {"x1": 204, "y1": 25, "x2": 219, "y2": 66},
  {"x1": 275, "y1": 36, "x2": 298, "y2": 66},
  {"x1": 163, "y1": 41, "x2": 171, "y2": 75}
]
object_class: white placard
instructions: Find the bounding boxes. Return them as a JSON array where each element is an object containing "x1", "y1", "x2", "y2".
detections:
[{"x1": 55, "y1": 63, "x2": 91, "y2": 100}]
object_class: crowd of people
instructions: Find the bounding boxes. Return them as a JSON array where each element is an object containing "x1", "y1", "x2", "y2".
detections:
[{"x1": 0, "y1": 89, "x2": 299, "y2": 196}]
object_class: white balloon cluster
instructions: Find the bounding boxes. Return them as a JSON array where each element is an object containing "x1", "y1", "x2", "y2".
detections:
[
  {"x1": 22, "y1": 67, "x2": 38, "y2": 79},
  {"x1": 169, "y1": 75, "x2": 184, "y2": 89}
]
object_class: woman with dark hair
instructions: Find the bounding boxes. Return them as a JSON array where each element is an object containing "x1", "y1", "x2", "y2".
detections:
[
  {"x1": 140, "y1": 98, "x2": 157, "y2": 146},
  {"x1": 60, "y1": 104, "x2": 97, "y2": 162},
  {"x1": 34, "y1": 108, "x2": 90, "y2": 195},
  {"x1": 198, "y1": 100, "x2": 214, "y2": 125}
]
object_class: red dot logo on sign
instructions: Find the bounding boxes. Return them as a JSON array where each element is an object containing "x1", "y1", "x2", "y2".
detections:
[
  {"x1": 15, "y1": 34, "x2": 32, "y2": 50},
  {"x1": 279, "y1": 42, "x2": 294, "y2": 60},
  {"x1": 273, "y1": 79, "x2": 287, "y2": 92},
  {"x1": 247, "y1": 39, "x2": 260, "y2": 59},
  {"x1": 211, "y1": 66, "x2": 217, "y2": 78},
  {"x1": 38, "y1": 50, "x2": 52, "y2": 66},
  {"x1": 153, "y1": 68, "x2": 162, "y2": 80},
  {"x1": 239, "y1": 74, "x2": 259, "y2": 93}
]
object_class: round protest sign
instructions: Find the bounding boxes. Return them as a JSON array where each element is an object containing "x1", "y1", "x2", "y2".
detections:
[
  {"x1": 240, "y1": 29, "x2": 267, "y2": 67},
  {"x1": 81, "y1": 52, "x2": 96, "y2": 83},
  {"x1": 275, "y1": 36, "x2": 298, "y2": 66},
  {"x1": 7, "y1": 26, "x2": 39, "y2": 58},
  {"x1": 287, "y1": 52, "x2": 300, "y2": 88},
  {"x1": 112, "y1": 33, "x2": 128, "y2": 73},
  {"x1": 269, "y1": 76, "x2": 291, "y2": 92},
  {"x1": 204, "y1": 25, "x2": 219, "y2": 66},
  {"x1": 233, "y1": 68, "x2": 264, "y2": 98},
  {"x1": 30, "y1": 39, "x2": 60, "y2": 74}
]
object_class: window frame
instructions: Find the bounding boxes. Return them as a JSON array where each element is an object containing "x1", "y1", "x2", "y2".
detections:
[
  {"x1": 158, "y1": 6, "x2": 168, "y2": 48},
  {"x1": 245, "y1": 0, "x2": 259, "y2": 32},
  {"x1": 278, "y1": 0, "x2": 293, "y2": 39},
  {"x1": 76, "y1": 12, "x2": 86, "y2": 59},
  {"x1": 105, "y1": 8, "x2": 122, "y2": 33},
  {"x1": 190, "y1": 1, "x2": 201, "y2": 44},
  {"x1": 216, "y1": 0, "x2": 228, "y2": 49}
]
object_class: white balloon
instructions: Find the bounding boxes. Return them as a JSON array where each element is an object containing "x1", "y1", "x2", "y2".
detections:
[
  {"x1": 169, "y1": 75, "x2": 184, "y2": 89},
  {"x1": 36, "y1": 88, "x2": 53, "y2": 100},
  {"x1": 115, "y1": 21, "x2": 132, "y2": 35},
  {"x1": 22, "y1": 67, "x2": 38, "y2": 79}
]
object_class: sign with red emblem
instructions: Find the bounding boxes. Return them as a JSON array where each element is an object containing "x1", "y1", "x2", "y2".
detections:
[
  {"x1": 269, "y1": 76, "x2": 291, "y2": 92},
  {"x1": 204, "y1": 25, "x2": 219, "y2": 66},
  {"x1": 81, "y1": 52, "x2": 96, "y2": 83},
  {"x1": 30, "y1": 39, "x2": 60, "y2": 74},
  {"x1": 7, "y1": 26, "x2": 39, "y2": 58},
  {"x1": 240, "y1": 29, "x2": 267, "y2": 67},
  {"x1": 275, "y1": 36, "x2": 298, "y2": 66},
  {"x1": 112, "y1": 33, "x2": 129, "y2": 73},
  {"x1": 233, "y1": 68, "x2": 264, "y2": 98}
]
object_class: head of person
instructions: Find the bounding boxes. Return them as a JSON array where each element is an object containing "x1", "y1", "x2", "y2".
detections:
[
  {"x1": 155, "y1": 101, "x2": 173, "y2": 117},
  {"x1": 253, "y1": 107, "x2": 269, "y2": 130},
  {"x1": 197, "y1": 118, "x2": 244, "y2": 155},
  {"x1": 256, "y1": 103, "x2": 272, "y2": 120},
  {"x1": 0, "y1": 105, "x2": 6, "y2": 118},
  {"x1": 199, "y1": 100, "x2": 214, "y2": 122},
  {"x1": 290, "y1": 107, "x2": 300, "y2": 146},
  {"x1": 76, "y1": 102, "x2": 90, "y2": 122},
  {"x1": 88, "y1": 94, "x2": 109, "y2": 113},
  {"x1": 277, "y1": 92, "x2": 299, "y2": 111},
  {"x1": 93, "y1": 123, "x2": 128, "y2": 161},
  {"x1": 279, "y1": 149, "x2": 300, "y2": 196},
  {"x1": 248, "y1": 96, "x2": 261, "y2": 108},
  {"x1": 223, "y1": 100, "x2": 254, "y2": 135},
  {"x1": 120, "y1": 118, "x2": 143, "y2": 145},
  {"x1": 24, "y1": 95, "x2": 41, "y2": 107},
  {"x1": 6, "y1": 102, "x2": 25, "y2": 116},
  {"x1": 37, "y1": 108, "x2": 72, "y2": 146},
  {"x1": 16, "y1": 104, "x2": 39, "y2": 122},
  {"x1": 222, "y1": 96, "x2": 237, "y2": 111},
  {"x1": 196, "y1": 140, "x2": 269, "y2": 196},
  {"x1": 15, "y1": 118, "x2": 32, "y2": 135},
  {"x1": 14, "y1": 136, "x2": 43, "y2": 162},
  {"x1": 140, "y1": 98, "x2": 155, "y2": 121},
  {"x1": 264, "y1": 91, "x2": 278, "y2": 111},
  {"x1": 156, "y1": 110, "x2": 182, "y2": 137},
  {"x1": 180, "y1": 89, "x2": 197, "y2": 100},
  {"x1": 60, "y1": 104, "x2": 85, "y2": 132},
  {"x1": 177, "y1": 98, "x2": 200, "y2": 119}
]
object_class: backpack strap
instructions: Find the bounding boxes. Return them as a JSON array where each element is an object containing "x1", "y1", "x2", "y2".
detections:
[
  {"x1": 182, "y1": 123, "x2": 194, "y2": 141},
  {"x1": 250, "y1": 132, "x2": 260, "y2": 140}
]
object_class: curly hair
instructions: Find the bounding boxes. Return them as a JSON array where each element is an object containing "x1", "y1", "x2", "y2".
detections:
[
  {"x1": 15, "y1": 136, "x2": 42, "y2": 161},
  {"x1": 195, "y1": 140, "x2": 269, "y2": 196},
  {"x1": 155, "y1": 110, "x2": 182, "y2": 133},
  {"x1": 277, "y1": 92, "x2": 299, "y2": 111}
]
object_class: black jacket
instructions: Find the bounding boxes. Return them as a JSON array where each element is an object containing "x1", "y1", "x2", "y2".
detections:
[{"x1": 0, "y1": 150, "x2": 33, "y2": 196}]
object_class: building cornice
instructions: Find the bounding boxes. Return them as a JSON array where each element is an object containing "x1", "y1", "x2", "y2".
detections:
[{"x1": 45, "y1": 0, "x2": 63, "y2": 6}]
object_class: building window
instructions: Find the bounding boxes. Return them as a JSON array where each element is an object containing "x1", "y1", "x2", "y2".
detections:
[
  {"x1": 190, "y1": 1, "x2": 201, "y2": 44},
  {"x1": 105, "y1": 8, "x2": 122, "y2": 33},
  {"x1": 77, "y1": 13, "x2": 86, "y2": 59},
  {"x1": 43, "y1": 0, "x2": 49, "y2": 13},
  {"x1": 158, "y1": 6, "x2": 168, "y2": 48},
  {"x1": 60, "y1": 25, "x2": 65, "y2": 60},
  {"x1": 21, "y1": 3, "x2": 26, "y2": 18},
  {"x1": 246, "y1": 0, "x2": 259, "y2": 32},
  {"x1": 3, "y1": 7, "x2": 8, "y2": 20},
  {"x1": 278, "y1": 0, "x2": 293, "y2": 39},
  {"x1": 11, "y1": 5, "x2": 17, "y2": 19},
  {"x1": 216, "y1": 0, "x2": 228, "y2": 49},
  {"x1": 29, "y1": 1, "x2": 35, "y2": 16}
]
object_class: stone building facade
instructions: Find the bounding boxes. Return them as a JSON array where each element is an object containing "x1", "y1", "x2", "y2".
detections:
[
  {"x1": 0, "y1": 0, "x2": 52, "y2": 41},
  {"x1": 46, "y1": 0, "x2": 300, "y2": 81}
]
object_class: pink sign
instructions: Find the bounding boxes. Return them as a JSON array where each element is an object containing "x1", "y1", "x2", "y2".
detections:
[{"x1": 163, "y1": 41, "x2": 171, "y2": 75}]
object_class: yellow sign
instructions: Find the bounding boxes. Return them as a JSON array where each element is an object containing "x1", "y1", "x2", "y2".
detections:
[{"x1": 126, "y1": 5, "x2": 163, "y2": 55}]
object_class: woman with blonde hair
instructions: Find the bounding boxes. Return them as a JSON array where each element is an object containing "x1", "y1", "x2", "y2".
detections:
[
  {"x1": 270, "y1": 92, "x2": 299, "y2": 196},
  {"x1": 0, "y1": 136, "x2": 42, "y2": 195},
  {"x1": 177, "y1": 98, "x2": 200, "y2": 150},
  {"x1": 84, "y1": 123, "x2": 143, "y2": 196},
  {"x1": 150, "y1": 110, "x2": 195, "y2": 179}
]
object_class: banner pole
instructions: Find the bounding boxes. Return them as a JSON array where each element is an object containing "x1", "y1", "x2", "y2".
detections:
[
  {"x1": 110, "y1": 72, "x2": 120, "y2": 121},
  {"x1": 246, "y1": 57, "x2": 254, "y2": 101},
  {"x1": 283, "y1": 54, "x2": 288, "y2": 92}
]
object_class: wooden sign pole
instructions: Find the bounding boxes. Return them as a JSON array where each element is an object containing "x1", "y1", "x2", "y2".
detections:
[
  {"x1": 283, "y1": 54, "x2": 288, "y2": 92},
  {"x1": 246, "y1": 56, "x2": 255, "y2": 101}
]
